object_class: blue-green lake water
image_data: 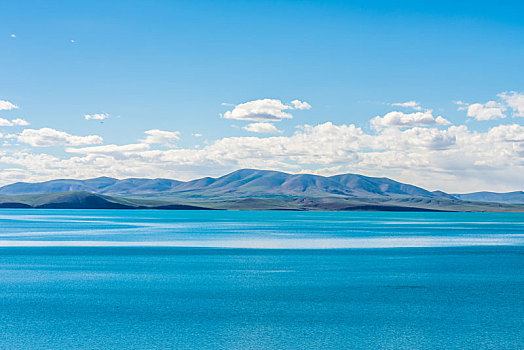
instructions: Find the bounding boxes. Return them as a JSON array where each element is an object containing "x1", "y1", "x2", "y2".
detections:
[{"x1": 0, "y1": 210, "x2": 523, "y2": 349}]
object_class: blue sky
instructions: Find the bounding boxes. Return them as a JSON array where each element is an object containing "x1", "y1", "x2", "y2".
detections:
[{"x1": 1, "y1": 0, "x2": 523, "y2": 192}]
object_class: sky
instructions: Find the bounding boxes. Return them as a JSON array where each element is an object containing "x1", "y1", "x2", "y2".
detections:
[{"x1": 1, "y1": 0, "x2": 523, "y2": 192}]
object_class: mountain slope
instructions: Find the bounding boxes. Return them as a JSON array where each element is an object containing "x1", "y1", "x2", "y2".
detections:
[
  {"x1": 0, "y1": 192, "x2": 211, "y2": 210},
  {"x1": 0, "y1": 177, "x2": 183, "y2": 196},
  {"x1": 0, "y1": 169, "x2": 453, "y2": 199},
  {"x1": 329, "y1": 174, "x2": 447, "y2": 198},
  {"x1": 454, "y1": 191, "x2": 524, "y2": 204},
  {"x1": 1, "y1": 191, "x2": 523, "y2": 212},
  {"x1": 0, "y1": 169, "x2": 521, "y2": 206}
]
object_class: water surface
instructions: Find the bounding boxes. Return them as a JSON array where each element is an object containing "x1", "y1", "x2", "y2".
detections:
[
  {"x1": 1, "y1": 209, "x2": 523, "y2": 248},
  {"x1": 0, "y1": 210, "x2": 522, "y2": 349}
]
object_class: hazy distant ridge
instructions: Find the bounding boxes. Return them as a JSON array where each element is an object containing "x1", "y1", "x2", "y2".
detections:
[
  {"x1": 454, "y1": 191, "x2": 524, "y2": 204},
  {"x1": 0, "y1": 169, "x2": 522, "y2": 209},
  {"x1": 0, "y1": 169, "x2": 456, "y2": 199}
]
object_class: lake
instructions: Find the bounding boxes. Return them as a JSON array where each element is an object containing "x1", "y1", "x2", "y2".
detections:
[{"x1": 0, "y1": 210, "x2": 523, "y2": 349}]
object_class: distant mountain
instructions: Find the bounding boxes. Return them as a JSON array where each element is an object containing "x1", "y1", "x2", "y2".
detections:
[
  {"x1": 0, "y1": 169, "x2": 522, "y2": 211},
  {"x1": 0, "y1": 177, "x2": 183, "y2": 196},
  {"x1": 0, "y1": 192, "x2": 211, "y2": 210},
  {"x1": 1, "y1": 191, "x2": 523, "y2": 212},
  {"x1": 0, "y1": 169, "x2": 456, "y2": 199},
  {"x1": 454, "y1": 191, "x2": 524, "y2": 204}
]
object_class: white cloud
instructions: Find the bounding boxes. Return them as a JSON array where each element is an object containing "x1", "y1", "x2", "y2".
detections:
[
  {"x1": 193, "y1": 133, "x2": 203, "y2": 137},
  {"x1": 370, "y1": 111, "x2": 451, "y2": 130},
  {"x1": 0, "y1": 118, "x2": 29, "y2": 127},
  {"x1": 0, "y1": 100, "x2": 19, "y2": 110},
  {"x1": 0, "y1": 118, "x2": 12, "y2": 126},
  {"x1": 222, "y1": 98, "x2": 311, "y2": 122},
  {"x1": 486, "y1": 123, "x2": 524, "y2": 142},
  {"x1": 242, "y1": 122, "x2": 282, "y2": 134},
  {"x1": 17, "y1": 128, "x2": 103, "y2": 147},
  {"x1": 11, "y1": 118, "x2": 29, "y2": 126},
  {"x1": 142, "y1": 129, "x2": 180, "y2": 145},
  {"x1": 391, "y1": 101, "x2": 422, "y2": 110},
  {"x1": 456, "y1": 92, "x2": 524, "y2": 120},
  {"x1": 370, "y1": 126, "x2": 461, "y2": 151},
  {"x1": 2, "y1": 92, "x2": 524, "y2": 192},
  {"x1": 66, "y1": 143, "x2": 150, "y2": 155},
  {"x1": 1, "y1": 120, "x2": 524, "y2": 192},
  {"x1": 465, "y1": 101, "x2": 506, "y2": 120},
  {"x1": 10, "y1": 34, "x2": 16, "y2": 38},
  {"x1": 499, "y1": 91, "x2": 524, "y2": 117},
  {"x1": 290, "y1": 100, "x2": 312, "y2": 110},
  {"x1": 84, "y1": 113, "x2": 109, "y2": 120}
]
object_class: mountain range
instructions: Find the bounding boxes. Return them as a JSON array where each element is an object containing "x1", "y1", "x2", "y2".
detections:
[{"x1": 0, "y1": 169, "x2": 523, "y2": 211}]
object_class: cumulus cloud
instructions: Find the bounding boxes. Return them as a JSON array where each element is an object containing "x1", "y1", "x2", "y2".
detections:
[
  {"x1": 464, "y1": 101, "x2": 506, "y2": 120},
  {"x1": 2, "y1": 120, "x2": 524, "y2": 192},
  {"x1": 0, "y1": 100, "x2": 19, "y2": 110},
  {"x1": 499, "y1": 91, "x2": 524, "y2": 117},
  {"x1": 370, "y1": 111, "x2": 451, "y2": 130},
  {"x1": 486, "y1": 123, "x2": 524, "y2": 142},
  {"x1": 2, "y1": 92, "x2": 524, "y2": 192},
  {"x1": 222, "y1": 99, "x2": 311, "y2": 122},
  {"x1": 456, "y1": 91, "x2": 524, "y2": 120},
  {"x1": 290, "y1": 100, "x2": 312, "y2": 110},
  {"x1": 0, "y1": 118, "x2": 30, "y2": 126},
  {"x1": 142, "y1": 129, "x2": 180, "y2": 145},
  {"x1": 370, "y1": 126, "x2": 461, "y2": 151},
  {"x1": 84, "y1": 113, "x2": 109, "y2": 120},
  {"x1": 17, "y1": 128, "x2": 103, "y2": 147},
  {"x1": 391, "y1": 101, "x2": 422, "y2": 110},
  {"x1": 242, "y1": 122, "x2": 282, "y2": 134}
]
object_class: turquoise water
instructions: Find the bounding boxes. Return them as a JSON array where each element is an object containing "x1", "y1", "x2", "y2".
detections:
[
  {"x1": 0, "y1": 210, "x2": 523, "y2": 349},
  {"x1": 1, "y1": 209, "x2": 523, "y2": 248}
]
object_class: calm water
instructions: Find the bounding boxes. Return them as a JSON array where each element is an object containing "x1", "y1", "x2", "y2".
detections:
[{"x1": 0, "y1": 210, "x2": 523, "y2": 349}]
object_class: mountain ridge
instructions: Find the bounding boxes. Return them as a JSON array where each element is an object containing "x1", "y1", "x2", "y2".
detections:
[
  {"x1": 0, "y1": 169, "x2": 522, "y2": 204},
  {"x1": 0, "y1": 169, "x2": 452, "y2": 198},
  {"x1": 0, "y1": 191, "x2": 212, "y2": 210}
]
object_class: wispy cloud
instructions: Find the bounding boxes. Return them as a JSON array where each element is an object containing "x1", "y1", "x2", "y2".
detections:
[
  {"x1": 11, "y1": 118, "x2": 29, "y2": 126},
  {"x1": 67, "y1": 143, "x2": 150, "y2": 155},
  {"x1": 391, "y1": 101, "x2": 422, "y2": 111},
  {"x1": 142, "y1": 129, "x2": 180, "y2": 145},
  {"x1": 17, "y1": 128, "x2": 103, "y2": 147},
  {"x1": 0, "y1": 118, "x2": 29, "y2": 127},
  {"x1": 499, "y1": 91, "x2": 524, "y2": 117},
  {"x1": 242, "y1": 122, "x2": 282, "y2": 134},
  {"x1": 84, "y1": 113, "x2": 109, "y2": 120}
]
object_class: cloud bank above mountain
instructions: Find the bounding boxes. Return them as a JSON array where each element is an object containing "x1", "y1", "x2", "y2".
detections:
[{"x1": 0, "y1": 92, "x2": 523, "y2": 193}]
